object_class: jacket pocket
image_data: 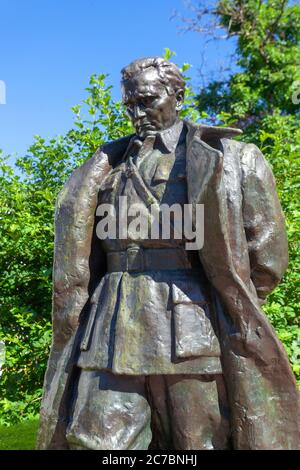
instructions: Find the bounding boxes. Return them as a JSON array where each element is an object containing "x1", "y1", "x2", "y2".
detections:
[
  {"x1": 152, "y1": 156, "x2": 186, "y2": 185},
  {"x1": 171, "y1": 282, "x2": 221, "y2": 359}
]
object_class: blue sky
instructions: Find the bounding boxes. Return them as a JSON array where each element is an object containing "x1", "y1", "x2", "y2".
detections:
[{"x1": 0, "y1": 0, "x2": 235, "y2": 160}]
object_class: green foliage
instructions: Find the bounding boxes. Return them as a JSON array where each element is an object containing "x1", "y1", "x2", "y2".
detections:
[
  {"x1": 197, "y1": 0, "x2": 300, "y2": 128},
  {"x1": 0, "y1": 418, "x2": 39, "y2": 449},
  {"x1": 259, "y1": 115, "x2": 300, "y2": 380}
]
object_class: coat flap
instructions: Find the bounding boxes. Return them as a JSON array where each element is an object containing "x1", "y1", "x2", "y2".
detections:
[{"x1": 171, "y1": 281, "x2": 209, "y2": 305}]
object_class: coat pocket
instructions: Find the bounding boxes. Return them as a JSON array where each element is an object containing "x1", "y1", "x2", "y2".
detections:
[
  {"x1": 152, "y1": 155, "x2": 186, "y2": 185},
  {"x1": 172, "y1": 282, "x2": 221, "y2": 359}
]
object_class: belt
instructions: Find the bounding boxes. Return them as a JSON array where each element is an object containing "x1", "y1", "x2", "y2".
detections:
[{"x1": 107, "y1": 246, "x2": 201, "y2": 273}]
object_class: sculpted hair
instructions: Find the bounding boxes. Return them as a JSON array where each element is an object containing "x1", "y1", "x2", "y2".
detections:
[{"x1": 121, "y1": 57, "x2": 186, "y2": 96}]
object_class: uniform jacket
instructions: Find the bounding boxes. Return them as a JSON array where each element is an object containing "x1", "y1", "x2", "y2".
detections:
[{"x1": 37, "y1": 121, "x2": 300, "y2": 449}]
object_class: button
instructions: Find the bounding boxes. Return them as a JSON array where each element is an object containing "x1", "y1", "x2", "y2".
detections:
[{"x1": 126, "y1": 166, "x2": 134, "y2": 177}]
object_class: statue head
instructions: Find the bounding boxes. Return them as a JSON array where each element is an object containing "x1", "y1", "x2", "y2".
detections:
[{"x1": 121, "y1": 57, "x2": 185, "y2": 138}]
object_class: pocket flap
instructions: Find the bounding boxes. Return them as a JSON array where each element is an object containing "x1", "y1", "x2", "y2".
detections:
[
  {"x1": 152, "y1": 166, "x2": 170, "y2": 184},
  {"x1": 171, "y1": 280, "x2": 220, "y2": 359},
  {"x1": 171, "y1": 281, "x2": 209, "y2": 305}
]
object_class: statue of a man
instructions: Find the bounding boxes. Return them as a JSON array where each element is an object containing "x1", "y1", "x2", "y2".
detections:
[{"x1": 37, "y1": 57, "x2": 300, "y2": 450}]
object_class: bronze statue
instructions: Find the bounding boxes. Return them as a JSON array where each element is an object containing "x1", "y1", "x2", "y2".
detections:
[{"x1": 37, "y1": 57, "x2": 300, "y2": 450}]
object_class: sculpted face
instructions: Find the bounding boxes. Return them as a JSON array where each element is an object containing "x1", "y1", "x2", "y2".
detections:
[{"x1": 122, "y1": 67, "x2": 183, "y2": 138}]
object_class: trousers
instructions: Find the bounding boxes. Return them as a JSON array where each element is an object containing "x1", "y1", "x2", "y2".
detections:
[{"x1": 66, "y1": 369, "x2": 231, "y2": 450}]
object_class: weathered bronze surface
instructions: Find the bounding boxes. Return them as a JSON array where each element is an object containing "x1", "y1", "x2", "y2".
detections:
[{"x1": 37, "y1": 57, "x2": 300, "y2": 450}]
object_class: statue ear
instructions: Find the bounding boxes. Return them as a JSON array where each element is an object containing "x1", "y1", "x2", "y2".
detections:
[{"x1": 175, "y1": 89, "x2": 184, "y2": 111}]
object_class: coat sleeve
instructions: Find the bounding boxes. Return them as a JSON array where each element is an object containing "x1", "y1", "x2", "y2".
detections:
[
  {"x1": 37, "y1": 149, "x2": 111, "y2": 449},
  {"x1": 240, "y1": 143, "x2": 288, "y2": 302},
  {"x1": 51, "y1": 150, "x2": 109, "y2": 346}
]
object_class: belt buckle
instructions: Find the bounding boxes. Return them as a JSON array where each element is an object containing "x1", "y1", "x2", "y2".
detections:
[{"x1": 126, "y1": 246, "x2": 143, "y2": 272}]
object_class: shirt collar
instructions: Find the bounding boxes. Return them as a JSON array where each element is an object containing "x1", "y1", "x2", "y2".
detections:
[{"x1": 155, "y1": 119, "x2": 184, "y2": 153}]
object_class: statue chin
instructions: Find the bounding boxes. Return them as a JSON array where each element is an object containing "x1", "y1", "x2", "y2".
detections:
[{"x1": 137, "y1": 130, "x2": 157, "y2": 139}]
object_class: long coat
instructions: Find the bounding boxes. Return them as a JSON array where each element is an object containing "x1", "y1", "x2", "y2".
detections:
[{"x1": 37, "y1": 121, "x2": 300, "y2": 449}]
